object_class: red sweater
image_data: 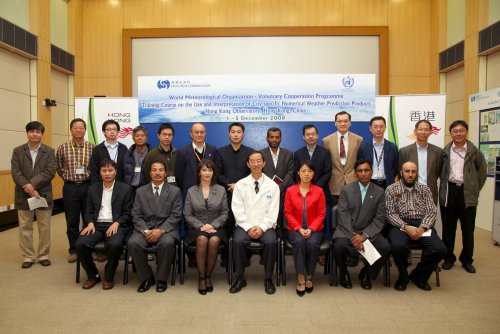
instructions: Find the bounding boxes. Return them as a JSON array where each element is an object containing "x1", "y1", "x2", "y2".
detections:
[{"x1": 284, "y1": 184, "x2": 326, "y2": 232}]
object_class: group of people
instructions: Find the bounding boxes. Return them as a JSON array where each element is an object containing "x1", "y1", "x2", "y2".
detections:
[{"x1": 11, "y1": 111, "x2": 486, "y2": 296}]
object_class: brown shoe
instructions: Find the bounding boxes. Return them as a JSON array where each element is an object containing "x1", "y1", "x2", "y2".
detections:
[
  {"x1": 103, "y1": 280, "x2": 114, "y2": 290},
  {"x1": 21, "y1": 261, "x2": 33, "y2": 269},
  {"x1": 82, "y1": 276, "x2": 101, "y2": 289},
  {"x1": 39, "y1": 259, "x2": 51, "y2": 267},
  {"x1": 68, "y1": 254, "x2": 77, "y2": 263}
]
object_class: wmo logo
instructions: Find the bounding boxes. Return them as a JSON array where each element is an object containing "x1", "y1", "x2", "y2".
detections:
[
  {"x1": 342, "y1": 76, "x2": 354, "y2": 88},
  {"x1": 157, "y1": 79, "x2": 170, "y2": 89}
]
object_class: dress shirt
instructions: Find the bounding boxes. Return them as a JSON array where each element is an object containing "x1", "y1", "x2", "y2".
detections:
[
  {"x1": 97, "y1": 182, "x2": 115, "y2": 222},
  {"x1": 151, "y1": 182, "x2": 164, "y2": 196},
  {"x1": 29, "y1": 144, "x2": 41, "y2": 169},
  {"x1": 359, "y1": 182, "x2": 369, "y2": 204},
  {"x1": 416, "y1": 143, "x2": 428, "y2": 185},
  {"x1": 372, "y1": 139, "x2": 386, "y2": 179},
  {"x1": 307, "y1": 145, "x2": 316, "y2": 159},
  {"x1": 338, "y1": 132, "x2": 349, "y2": 165},
  {"x1": 105, "y1": 141, "x2": 119, "y2": 162},
  {"x1": 449, "y1": 142, "x2": 466, "y2": 184},
  {"x1": 269, "y1": 147, "x2": 280, "y2": 168},
  {"x1": 56, "y1": 140, "x2": 93, "y2": 182},
  {"x1": 192, "y1": 142, "x2": 205, "y2": 154}
]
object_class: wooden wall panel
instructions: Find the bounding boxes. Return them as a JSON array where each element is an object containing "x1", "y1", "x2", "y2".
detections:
[
  {"x1": 343, "y1": 0, "x2": 387, "y2": 26},
  {"x1": 210, "y1": 0, "x2": 256, "y2": 27},
  {"x1": 296, "y1": 0, "x2": 343, "y2": 26},
  {"x1": 0, "y1": 173, "x2": 15, "y2": 206}
]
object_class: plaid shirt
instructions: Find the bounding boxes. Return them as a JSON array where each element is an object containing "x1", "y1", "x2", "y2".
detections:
[
  {"x1": 56, "y1": 140, "x2": 94, "y2": 182},
  {"x1": 385, "y1": 180, "x2": 436, "y2": 230}
]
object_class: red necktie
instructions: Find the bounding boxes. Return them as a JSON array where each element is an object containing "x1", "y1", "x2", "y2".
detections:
[{"x1": 340, "y1": 135, "x2": 346, "y2": 159}]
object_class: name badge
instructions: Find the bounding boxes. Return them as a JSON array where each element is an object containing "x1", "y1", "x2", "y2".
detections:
[
  {"x1": 374, "y1": 169, "x2": 384, "y2": 179},
  {"x1": 134, "y1": 166, "x2": 142, "y2": 173},
  {"x1": 75, "y1": 166, "x2": 85, "y2": 175},
  {"x1": 167, "y1": 176, "x2": 176, "y2": 183}
]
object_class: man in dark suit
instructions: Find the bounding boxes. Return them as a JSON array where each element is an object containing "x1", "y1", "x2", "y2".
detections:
[
  {"x1": 357, "y1": 116, "x2": 399, "y2": 189},
  {"x1": 75, "y1": 159, "x2": 134, "y2": 290},
  {"x1": 128, "y1": 161, "x2": 182, "y2": 293},
  {"x1": 333, "y1": 159, "x2": 390, "y2": 290},
  {"x1": 398, "y1": 120, "x2": 444, "y2": 204},
  {"x1": 89, "y1": 119, "x2": 133, "y2": 185}
]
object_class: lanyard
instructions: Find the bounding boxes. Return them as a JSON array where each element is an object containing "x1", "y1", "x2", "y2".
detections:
[
  {"x1": 452, "y1": 146, "x2": 465, "y2": 159},
  {"x1": 373, "y1": 145, "x2": 384, "y2": 169}
]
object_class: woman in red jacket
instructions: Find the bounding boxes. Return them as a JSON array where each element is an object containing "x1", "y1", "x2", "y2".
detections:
[{"x1": 284, "y1": 160, "x2": 326, "y2": 296}]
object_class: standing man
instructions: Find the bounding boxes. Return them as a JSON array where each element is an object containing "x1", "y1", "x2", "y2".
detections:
[
  {"x1": 357, "y1": 116, "x2": 399, "y2": 189},
  {"x1": 144, "y1": 123, "x2": 177, "y2": 186},
  {"x1": 386, "y1": 162, "x2": 446, "y2": 291},
  {"x1": 322, "y1": 111, "x2": 363, "y2": 205},
  {"x1": 76, "y1": 159, "x2": 134, "y2": 290},
  {"x1": 129, "y1": 125, "x2": 152, "y2": 190},
  {"x1": 89, "y1": 119, "x2": 133, "y2": 185},
  {"x1": 333, "y1": 159, "x2": 390, "y2": 290},
  {"x1": 11, "y1": 121, "x2": 57, "y2": 268},
  {"x1": 128, "y1": 161, "x2": 182, "y2": 293},
  {"x1": 398, "y1": 120, "x2": 444, "y2": 204},
  {"x1": 440, "y1": 120, "x2": 486, "y2": 273},
  {"x1": 56, "y1": 118, "x2": 95, "y2": 263},
  {"x1": 230, "y1": 152, "x2": 280, "y2": 294}
]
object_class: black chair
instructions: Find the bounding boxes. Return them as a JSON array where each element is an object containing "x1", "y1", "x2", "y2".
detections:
[
  {"x1": 407, "y1": 243, "x2": 441, "y2": 287},
  {"x1": 130, "y1": 240, "x2": 180, "y2": 286}
]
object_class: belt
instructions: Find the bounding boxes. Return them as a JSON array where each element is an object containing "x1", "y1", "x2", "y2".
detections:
[
  {"x1": 65, "y1": 180, "x2": 90, "y2": 185},
  {"x1": 448, "y1": 181, "x2": 463, "y2": 187}
]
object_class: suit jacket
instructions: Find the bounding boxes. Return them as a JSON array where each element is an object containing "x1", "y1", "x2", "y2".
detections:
[
  {"x1": 322, "y1": 131, "x2": 363, "y2": 196},
  {"x1": 11, "y1": 143, "x2": 57, "y2": 210},
  {"x1": 175, "y1": 143, "x2": 218, "y2": 197},
  {"x1": 293, "y1": 145, "x2": 332, "y2": 202},
  {"x1": 333, "y1": 182, "x2": 386, "y2": 240},
  {"x1": 89, "y1": 142, "x2": 133, "y2": 185},
  {"x1": 183, "y1": 184, "x2": 228, "y2": 229},
  {"x1": 84, "y1": 181, "x2": 134, "y2": 227},
  {"x1": 398, "y1": 142, "x2": 444, "y2": 204},
  {"x1": 215, "y1": 144, "x2": 253, "y2": 187},
  {"x1": 357, "y1": 138, "x2": 399, "y2": 185},
  {"x1": 132, "y1": 182, "x2": 182, "y2": 240},
  {"x1": 260, "y1": 147, "x2": 294, "y2": 193}
]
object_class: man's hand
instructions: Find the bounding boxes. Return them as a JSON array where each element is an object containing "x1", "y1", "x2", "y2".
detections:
[
  {"x1": 145, "y1": 229, "x2": 163, "y2": 244},
  {"x1": 227, "y1": 183, "x2": 236, "y2": 192},
  {"x1": 351, "y1": 233, "x2": 366, "y2": 251},
  {"x1": 201, "y1": 224, "x2": 216, "y2": 233},
  {"x1": 105, "y1": 222, "x2": 119, "y2": 237},
  {"x1": 248, "y1": 226, "x2": 264, "y2": 239},
  {"x1": 23, "y1": 183, "x2": 35, "y2": 194},
  {"x1": 81, "y1": 223, "x2": 95, "y2": 235},
  {"x1": 404, "y1": 226, "x2": 421, "y2": 240}
]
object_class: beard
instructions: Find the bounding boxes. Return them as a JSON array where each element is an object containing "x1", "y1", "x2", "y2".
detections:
[{"x1": 402, "y1": 177, "x2": 416, "y2": 188}]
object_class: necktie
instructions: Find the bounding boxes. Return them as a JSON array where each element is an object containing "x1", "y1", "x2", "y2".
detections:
[
  {"x1": 254, "y1": 181, "x2": 259, "y2": 194},
  {"x1": 340, "y1": 135, "x2": 346, "y2": 159},
  {"x1": 154, "y1": 186, "x2": 160, "y2": 200}
]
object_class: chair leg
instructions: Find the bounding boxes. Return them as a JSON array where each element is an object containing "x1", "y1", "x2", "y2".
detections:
[
  {"x1": 435, "y1": 266, "x2": 440, "y2": 287},
  {"x1": 76, "y1": 258, "x2": 80, "y2": 284},
  {"x1": 123, "y1": 248, "x2": 129, "y2": 285},
  {"x1": 329, "y1": 248, "x2": 334, "y2": 286},
  {"x1": 171, "y1": 244, "x2": 178, "y2": 286},
  {"x1": 179, "y1": 240, "x2": 185, "y2": 285},
  {"x1": 332, "y1": 257, "x2": 339, "y2": 287},
  {"x1": 228, "y1": 238, "x2": 233, "y2": 285},
  {"x1": 281, "y1": 240, "x2": 287, "y2": 286},
  {"x1": 276, "y1": 239, "x2": 281, "y2": 287},
  {"x1": 383, "y1": 258, "x2": 391, "y2": 287}
]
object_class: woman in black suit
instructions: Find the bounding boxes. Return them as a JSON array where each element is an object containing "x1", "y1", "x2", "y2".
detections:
[{"x1": 184, "y1": 159, "x2": 228, "y2": 294}]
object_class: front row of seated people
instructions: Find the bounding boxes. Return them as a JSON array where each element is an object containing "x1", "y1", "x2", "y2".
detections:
[{"x1": 76, "y1": 153, "x2": 445, "y2": 294}]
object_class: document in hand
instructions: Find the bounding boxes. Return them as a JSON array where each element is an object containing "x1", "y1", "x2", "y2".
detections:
[
  {"x1": 27, "y1": 197, "x2": 48, "y2": 210},
  {"x1": 357, "y1": 239, "x2": 382, "y2": 265}
]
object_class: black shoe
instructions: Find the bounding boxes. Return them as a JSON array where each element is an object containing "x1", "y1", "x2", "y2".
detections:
[
  {"x1": 340, "y1": 279, "x2": 352, "y2": 289},
  {"x1": 21, "y1": 261, "x2": 33, "y2": 269},
  {"x1": 296, "y1": 281, "x2": 306, "y2": 297},
  {"x1": 206, "y1": 276, "x2": 213, "y2": 293},
  {"x1": 137, "y1": 276, "x2": 156, "y2": 293},
  {"x1": 39, "y1": 259, "x2": 51, "y2": 267},
  {"x1": 264, "y1": 279, "x2": 276, "y2": 295},
  {"x1": 394, "y1": 273, "x2": 408, "y2": 291},
  {"x1": 359, "y1": 269, "x2": 372, "y2": 290},
  {"x1": 346, "y1": 254, "x2": 359, "y2": 267},
  {"x1": 156, "y1": 280, "x2": 167, "y2": 293},
  {"x1": 229, "y1": 278, "x2": 247, "y2": 293},
  {"x1": 442, "y1": 260, "x2": 454, "y2": 270},
  {"x1": 305, "y1": 279, "x2": 314, "y2": 293},
  {"x1": 198, "y1": 276, "x2": 207, "y2": 295},
  {"x1": 462, "y1": 263, "x2": 476, "y2": 273},
  {"x1": 409, "y1": 276, "x2": 432, "y2": 291}
]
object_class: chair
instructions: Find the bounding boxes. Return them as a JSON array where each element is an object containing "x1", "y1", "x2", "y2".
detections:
[
  {"x1": 130, "y1": 240, "x2": 180, "y2": 286},
  {"x1": 407, "y1": 243, "x2": 441, "y2": 287},
  {"x1": 179, "y1": 239, "x2": 229, "y2": 285}
]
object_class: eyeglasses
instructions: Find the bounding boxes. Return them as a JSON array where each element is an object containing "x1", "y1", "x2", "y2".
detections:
[
  {"x1": 105, "y1": 128, "x2": 118, "y2": 132},
  {"x1": 451, "y1": 129, "x2": 466, "y2": 134}
]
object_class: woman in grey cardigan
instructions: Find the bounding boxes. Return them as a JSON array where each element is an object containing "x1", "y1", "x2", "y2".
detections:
[{"x1": 183, "y1": 159, "x2": 228, "y2": 295}]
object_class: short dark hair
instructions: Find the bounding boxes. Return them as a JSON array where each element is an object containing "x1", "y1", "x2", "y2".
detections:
[
  {"x1": 150, "y1": 160, "x2": 167, "y2": 171},
  {"x1": 415, "y1": 119, "x2": 432, "y2": 130},
  {"x1": 133, "y1": 125, "x2": 148, "y2": 135},
  {"x1": 157, "y1": 123, "x2": 175, "y2": 136},
  {"x1": 335, "y1": 111, "x2": 351, "y2": 121},
  {"x1": 302, "y1": 124, "x2": 318, "y2": 136},
  {"x1": 369, "y1": 116, "x2": 386, "y2": 126},
  {"x1": 449, "y1": 120, "x2": 468, "y2": 132},
  {"x1": 267, "y1": 127, "x2": 281, "y2": 137},
  {"x1": 70, "y1": 118, "x2": 86, "y2": 129},
  {"x1": 102, "y1": 119, "x2": 120, "y2": 132},
  {"x1": 229, "y1": 122, "x2": 245, "y2": 132},
  {"x1": 25, "y1": 121, "x2": 45, "y2": 134},
  {"x1": 354, "y1": 159, "x2": 372, "y2": 171},
  {"x1": 296, "y1": 160, "x2": 316, "y2": 173},
  {"x1": 196, "y1": 159, "x2": 217, "y2": 186},
  {"x1": 247, "y1": 151, "x2": 264, "y2": 163},
  {"x1": 99, "y1": 158, "x2": 117, "y2": 170}
]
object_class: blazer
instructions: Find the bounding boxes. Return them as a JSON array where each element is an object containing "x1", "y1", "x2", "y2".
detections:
[
  {"x1": 357, "y1": 138, "x2": 399, "y2": 185},
  {"x1": 260, "y1": 147, "x2": 294, "y2": 193},
  {"x1": 293, "y1": 145, "x2": 332, "y2": 202},
  {"x1": 398, "y1": 142, "x2": 444, "y2": 204},
  {"x1": 183, "y1": 184, "x2": 228, "y2": 229},
  {"x1": 284, "y1": 184, "x2": 326, "y2": 232},
  {"x1": 89, "y1": 142, "x2": 133, "y2": 185},
  {"x1": 131, "y1": 182, "x2": 182, "y2": 240},
  {"x1": 333, "y1": 181, "x2": 386, "y2": 240},
  {"x1": 84, "y1": 181, "x2": 134, "y2": 227},
  {"x1": 322, "y1": 131, "x2": 363, "y2": 196},
  {"x1": 11, "y1": 143, "x2": 57, "y2": 210},
  {"x1": 175, "y1": 143, "x2": 218, "y2": 197}
]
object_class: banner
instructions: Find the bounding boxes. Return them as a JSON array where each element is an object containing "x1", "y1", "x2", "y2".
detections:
[{"x1": 138, "y1": 74, "x2": 375, "y2": 123}]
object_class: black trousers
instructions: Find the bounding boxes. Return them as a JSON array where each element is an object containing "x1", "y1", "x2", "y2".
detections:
[
  {"x1": 233, "y1": 226, "x2": 277, "y2": 280},
  {"x1": 63, "y1": 182, "x2": 89, "y2": 254},
  {"x1": 388, "y1": 219, "x2": 446, "y2": 283},
  {"x1": 333, "y1": 236, "x2": 390, "y2": 281},
  {"x1": 287, "y1": 230, "x2": 323, "y2": 276},
  {"x1": 75, "y1": 223, "x2": 129, "y2": 281},
  {"x1": 440, "y1": 182, "x2": 477, "y2": 265}
]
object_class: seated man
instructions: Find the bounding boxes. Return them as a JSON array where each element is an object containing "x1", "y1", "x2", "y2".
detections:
[
  {"x1": 230, "y1": 151, "x2": 280, "y2": 294},
  {"x1": 128, "y1": 161, "x2": 181, "y2": 293},
  {"x1": 386, "y1": 161, "x2": 447, "y2": 291},
  {"x1": 333, "y1": 159, "x2": 390, "y2": 290},
  {"x1": 76, "y1": 159, "x2": 134, "y2": 290}
]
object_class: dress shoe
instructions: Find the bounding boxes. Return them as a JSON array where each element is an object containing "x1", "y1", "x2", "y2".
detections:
[
  {"x1": 346, "y1": 254, "x2": 359, "y2": 267},
  {"x1": 102, "y1": 280, "x2": 114, "y2": 290},
  {"x1": 198, "y1": 276, "x2": 207, "y2": 295},
  {"x1": 358, "y1": 270, "x2": 372, "y2": 290},
  {"x1": 137, "y1": 276, "x2": 156, "y2": 293},
  {"x1": 21, "y1": 261, "x2": 33, "y2": 269},
  {"x1": 264, "y1": 279, "x2": 276, "y2": 295},
  {"x1": 156, "y1": 280, "x2": 167, "y2": 293},
  {"x1": 442, "y1": 260, "x2": 454, "y2": 270},
  {"x1": 305, "y1": 278, "x2": 314, "y2": 293},
  {"x1": 409, "y1": 276, "x2": 432, "y2": 291},
  {"x1": 394, "y1": 274, "x2": 408, "y2": 291},
  {"x1": 296, "y1": 281, "x2": 306, "y2": 297},
  {"x1": 67, "y1": 253, "x2": 77, "y2": 263},
  {"x1": 229, "y1": 278, "x2": 247, "y2": 293},
  {"x1": 39, "y1": 259, "x2": 51, "y2": 267},
  {"x1": 82, "y1": 276, "x2": 101, "y2": 289},
  {"x1": 462, "y1": 263, "x2": 476, "y2": 273},
  {"x1": 206, "y1": 276, "x2": 213, "y2": 293},
  {"x1": 340, "y1": 279, "x2": 353, "y2": 289}
]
